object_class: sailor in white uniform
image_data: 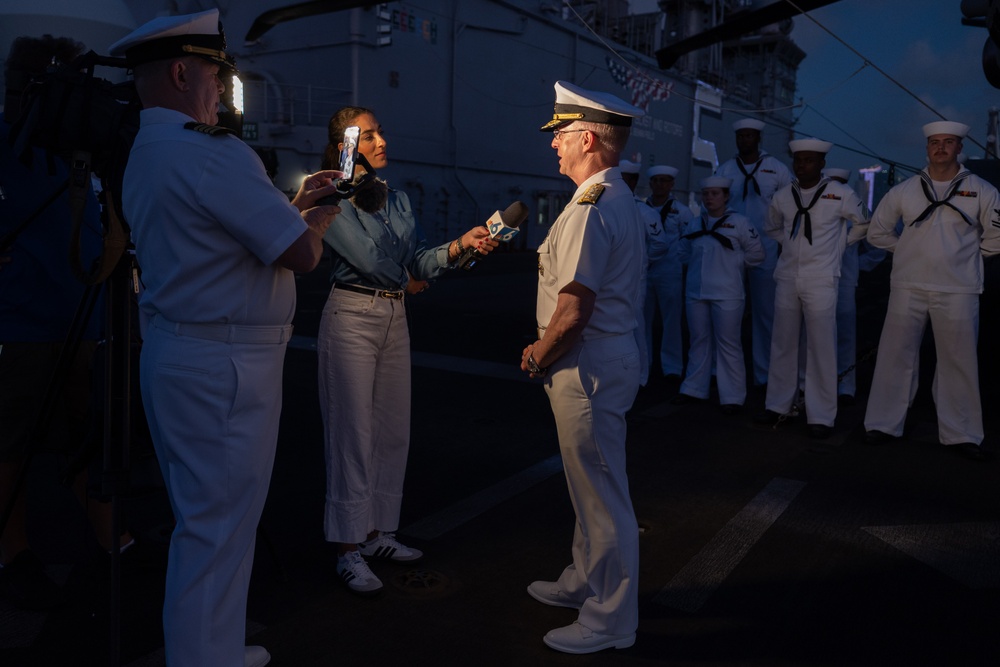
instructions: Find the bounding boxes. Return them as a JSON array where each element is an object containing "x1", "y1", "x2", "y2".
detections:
[
  {"x1": 675, "y1": 177, "x2": 764, "y2": 411},
  {"x1": 111, "y1": 10, "x2": 340, "y2": 667},
  {"x1": 755, "y1": 139, "x2": 868, "y2": 438},
  {"x1": 644, "y1": 165, "x2": 692, "y2": 379},
  {"x1": 521, "y1": 80, "x2": 644, "y2": 655},
  {"x1": 864, "y1": 121, "x2": 1000, "y2": 460},
  {"x1": 716, "y1": 118, "x2": 792, "y2": 386}
]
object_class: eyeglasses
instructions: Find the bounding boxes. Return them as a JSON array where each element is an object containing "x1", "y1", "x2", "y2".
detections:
[{"x1": 552, "y1": 129, "x2": 588, "y2": 141}]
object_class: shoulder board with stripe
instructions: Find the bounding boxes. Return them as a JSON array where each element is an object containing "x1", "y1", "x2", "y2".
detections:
[
  {"x1": 577, "y1": 183, "x2": 605, "y2": 205},
  {"x1": 183, "y1": 122, "x2": 237, "y2": 137}
]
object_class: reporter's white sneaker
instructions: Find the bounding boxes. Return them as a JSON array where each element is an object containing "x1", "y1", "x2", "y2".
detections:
[
  {"x1": 358, "y1": 532, "x2": 423, "y2": 562},
  {"x1": 336, "y1": 551, "x2": 383, "y2": 596}
]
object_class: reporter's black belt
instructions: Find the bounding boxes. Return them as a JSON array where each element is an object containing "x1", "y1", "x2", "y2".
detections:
[{"x1": 334, "y1": 283, "x2": 404, "y2": 300}]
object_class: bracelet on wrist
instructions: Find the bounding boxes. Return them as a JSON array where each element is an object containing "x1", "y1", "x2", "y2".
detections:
[{"x1": 455, "y1": 236, "x2": 465, "y2": 258}]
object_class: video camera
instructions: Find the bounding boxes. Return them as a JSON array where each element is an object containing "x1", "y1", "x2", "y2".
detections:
[{"x1": 6, "y1": 51, "x2": 139, "y2": 202}]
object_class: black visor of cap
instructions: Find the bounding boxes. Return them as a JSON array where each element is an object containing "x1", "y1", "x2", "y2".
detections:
[
  {"x1": 124, "y1": 33, "x2": 237, "y2": 72},
  {"x1": 541, "y1": 103, "x2": 633, "y2": 132}
]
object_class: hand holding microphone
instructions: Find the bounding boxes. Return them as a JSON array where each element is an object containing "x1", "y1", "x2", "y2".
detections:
[{"x1": 459, "y1": 201, "x2": 529, "y2": 271}]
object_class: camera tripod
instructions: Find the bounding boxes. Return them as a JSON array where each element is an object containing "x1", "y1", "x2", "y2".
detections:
[{"x1": 0, "y1": 176, "x2": 137, "y2": 667}]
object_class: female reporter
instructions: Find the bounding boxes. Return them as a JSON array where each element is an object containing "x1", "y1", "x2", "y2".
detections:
[
  {"x1": 673, "y1": 177, "x2": 764, "y2": 413},
  {"x1": 316, "y1": 106, "x2": 497, "y2": 595}
]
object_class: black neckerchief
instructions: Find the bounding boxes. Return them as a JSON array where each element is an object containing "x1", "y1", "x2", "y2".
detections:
[
  {"x1": 912, "y1": 171, "x2": 974, "y2": 226},
  {"x1": 657, "y1": 197, "x2": 675, "y2": 225},
  {"x1": 737, "y1": 157, "x2": 763, "y2": 200},
  {"x1": 684, "y1": 213, "x2": 734, "y2": 250},
  {"x1": 789, "y1": 181, "x2": 829, "y2": 244}
]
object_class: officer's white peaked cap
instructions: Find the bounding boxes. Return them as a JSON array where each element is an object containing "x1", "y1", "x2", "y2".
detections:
[
  {"x1": 109, "y1": 8, "x2": 235, "y2": 71},
  {"x1": 541, "y1": 80, "x2": 644, "y2": 131}
]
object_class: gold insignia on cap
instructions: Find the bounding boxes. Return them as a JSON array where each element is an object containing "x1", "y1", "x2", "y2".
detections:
[{"x1": 577, "y1": 183, "x2": 605, "y2": 205}]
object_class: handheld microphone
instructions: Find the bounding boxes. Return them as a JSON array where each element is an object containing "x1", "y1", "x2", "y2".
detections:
[{"x1": 459, "y1": 200, "x2": 529, "y2": 271}]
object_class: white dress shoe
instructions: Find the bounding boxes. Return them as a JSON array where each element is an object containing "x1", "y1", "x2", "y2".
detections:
[
  {"x1": 526, "y1": 580, "x2": 583, "y2": 609},
  {"x1": 543, "y1": 621, "x2": 635, "y2": 654},
  {"x1": 245, "y1": 645, "x2": 271, "y2": 667}
]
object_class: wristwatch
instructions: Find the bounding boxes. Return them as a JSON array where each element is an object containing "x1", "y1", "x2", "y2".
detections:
[{"x1": 526, "y1": 354, "x2": 548, "y2": 377}]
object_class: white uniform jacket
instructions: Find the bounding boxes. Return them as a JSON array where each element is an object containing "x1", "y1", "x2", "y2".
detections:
[
  {"x1": 767, "y1": 178, "x2": 869, "y2": 280},
  {"x1": 678, "y1": 210, "x2": 765, "y2": 300},
  {"x1": 537, "y1": 168, "x2": 644, "y2": 337},
  {"x1": 867, "y1": 169, "x2": 1000, "y2": 293}
]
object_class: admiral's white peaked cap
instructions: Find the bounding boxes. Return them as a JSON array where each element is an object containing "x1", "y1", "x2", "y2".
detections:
[
  {"x1": 733, "y1": 118, "x2": 766, "y2": 132},
  {"x1": 700, "y1": 176, "x2": 732, "y2": 189},
  {"x1": 541, "y1": 80, "x2": 644, "y2": 131},
  {"x1": 619, "y1": 159, "x2": 640, "y2": 174},
  {"x1": 109, "y1": 8, "x2": 235, "y2": 71},
  {"x1": 923, "y1": 121, "x2": 969, "y2": 138},
  {"x1": 789, "y1": 138, "x2": 833, "y2": 154},
  {"x1": 824, "y1": 168, "x2": 851, "y2": 181},
  {"x1": 647, "y1": 165, "x2": 678, "y2": 178}
]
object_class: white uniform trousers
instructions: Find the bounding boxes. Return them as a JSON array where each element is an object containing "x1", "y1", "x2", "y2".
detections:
[
  {"x1": 836, "y1": 274, "x2": 857, "y2": 397},
  {"x1": 680, "y1": 298, "x2": 747, "y2": 405},
  {"x1": 545, "y1": 333, "x2": 641, "y2": 635},
  {"x1": 747, "y1": 263, "x2": 777, "y2": 385},
  {"x1": 864, "y1": 289, "x2": 983, "y2": 444},
  {"x1": 318, "y1": 288, "x2": 411, "y2": 543},
  {"x1": 766, "y1": 276, "x2": 839, "y2": 427},
  {"x1": 141, "y1": 322, "x2": 287, "y2": 667},
  {"x1": 645, "y1": 260, "x2": 684, "y2": 376}
]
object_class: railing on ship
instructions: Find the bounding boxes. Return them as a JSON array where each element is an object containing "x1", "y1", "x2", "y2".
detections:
[{"x1": 242, "y1": 79, "x2": 354, "y2": 128}]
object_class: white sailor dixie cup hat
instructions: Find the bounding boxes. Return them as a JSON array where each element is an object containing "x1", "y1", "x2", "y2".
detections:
[
  {"x1": 700, "y1": 176, "x2": 732, "y2": 189},
  {"x1": 619, "y1": 159, "x2": 640, "y2": 174},
  {"x1": 733, "y1": 118, "x2": 766, "y2": 132},
  {"x1": 541, "y1": 80, "x2": 644, "y2": 131},
  {"x1": 647, "y1": 165, "x2": 678, "y2": 178},
  {"x1": 922, "y1": 120, "x2": 969, "y2": 138},
  {"x1": 109, "y1": 8, "x2": 237, "y2": 72},
  {"x1": 789, "y1": 138, "x2": 833, "y2": 154}
]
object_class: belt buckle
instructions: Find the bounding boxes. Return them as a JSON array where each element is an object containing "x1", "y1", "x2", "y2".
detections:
[{"x1": 379, "y1": 290, "x2": 401, "y2": 300}]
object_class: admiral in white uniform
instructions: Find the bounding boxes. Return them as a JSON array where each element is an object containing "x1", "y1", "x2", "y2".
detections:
[
  {"x1": 716, "y1": 118, "x2": 792, "y2": 386},
  {"x1": 756, "y1": 139, "x2": 868, "y2": 438},
  {"x1": 675, "y1": 177, "x2": 764, "y2": 411},
  {"x1": 864, "y1": 121, "x2": 1000, "y2": 460},
  {"x1": 521, "y1": 80, "x2": 644, "y2": 655},
  {"x1": 111, "y1": 11, "x2": 340, "y2": 667},
  {"x1": 644, "y1": 165, "x2": 693, "y2": 379}
]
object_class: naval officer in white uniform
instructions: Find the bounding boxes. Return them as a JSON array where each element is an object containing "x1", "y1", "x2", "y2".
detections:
[
  {"x1": 864, "y1": 121, "x2": 1000, "y2": 460},
  {"x1": 111, "y1": 10, "x2": 341, "y2": 666},
  {"x1": 521, "y1": 80, "x2": 644, "y2": 655},
  {"x1": 715, "y1": 118, "x2": 792, "y2": 386},
  {"x1": 755, "y1": 139, "x2": 868, "y2": 438}
]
